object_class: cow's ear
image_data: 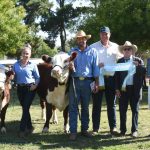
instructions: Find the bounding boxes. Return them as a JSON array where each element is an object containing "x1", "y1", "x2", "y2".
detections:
[
  {"x1": 70, "y1": 52, "x2": 77, "y2": 61},
  {"x1": 5, "y1": 70, "x2": 14, "y2": 77},
  {"x1": 42, "y1": 55, "x2": 52, "y2": 63}
]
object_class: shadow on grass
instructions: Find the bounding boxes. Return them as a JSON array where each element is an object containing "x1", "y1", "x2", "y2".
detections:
[{"x1": 0, "y1": 120, "x2": 150, "y2": 149}]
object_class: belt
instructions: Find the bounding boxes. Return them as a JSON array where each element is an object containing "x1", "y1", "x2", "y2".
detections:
[
  {"x1": 74, "y1": 77, "x2": 94, "y2": 81},
  {"x1": 126, "y1": 85, "x2": 133, "y2": 87},
  {"x1": 18, "y1": 83, "x2": 33, "y2": 87},
  {"x1": 104, "y1": 75, "x2": 112, "y2": 78}
]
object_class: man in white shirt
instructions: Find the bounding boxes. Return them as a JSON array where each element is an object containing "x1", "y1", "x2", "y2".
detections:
[{"x1": 90, "y1": 26, "x2": 122, "y2": 135}]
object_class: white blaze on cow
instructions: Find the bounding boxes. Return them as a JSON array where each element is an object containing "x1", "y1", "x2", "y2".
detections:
[{"x1": 46, "y1": 52, "x2": 70, "y2": 112}]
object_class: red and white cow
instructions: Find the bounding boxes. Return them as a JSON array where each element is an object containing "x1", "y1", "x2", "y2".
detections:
[
  {"x1": 37, "y1": 55, "x2": 58, "y2": 123},
  {"x1": 0, "y1": 66, "x2": 14, "y2": 133},
  {"x1": 37, "y1": 52, "x2": 76, "y2": 133}
]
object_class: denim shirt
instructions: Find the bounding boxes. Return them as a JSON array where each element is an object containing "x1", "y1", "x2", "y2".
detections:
[{"x1": 70, "y1": 46, "x2": 99, "y2": 78}]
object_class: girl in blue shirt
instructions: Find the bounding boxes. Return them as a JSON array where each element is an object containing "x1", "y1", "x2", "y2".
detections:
[{"x1": 13, "y1": 45, "x2": 40, "y2": 138}]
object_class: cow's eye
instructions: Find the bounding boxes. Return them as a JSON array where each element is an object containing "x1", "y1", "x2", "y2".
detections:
[{"x1": 64, "y1": 59, "x2": 68, "y2": 63}]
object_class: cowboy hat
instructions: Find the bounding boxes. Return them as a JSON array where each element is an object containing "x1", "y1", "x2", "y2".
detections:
[
  {"x1": 75, "y1": 30, "x2": 91, "y2": 40},
  {"x1": 119, "y1": 41, "x2": 138, "y2": 53}
]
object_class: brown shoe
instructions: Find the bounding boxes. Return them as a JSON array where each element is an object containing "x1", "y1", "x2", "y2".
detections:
[
  {"x1": 81, "y1": 131, "x2": 93, "y2": 138},
  {"x1": 69, "y1": 133, "x2": 77, "y2": 141},
  {"x1": 110, "y1": 128, "x2": 119, "y2": 136}
]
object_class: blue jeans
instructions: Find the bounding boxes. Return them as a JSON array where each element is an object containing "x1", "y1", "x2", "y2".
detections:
[
  {"x1": 92, "y1": 76, "x2": 117, "y2": 131},
  {"x1": 69, "y1": 78, "x2": 92, "y2": 133},
  {"x1": 17, "y1": 86, "x2": 36, "y2": 132}
]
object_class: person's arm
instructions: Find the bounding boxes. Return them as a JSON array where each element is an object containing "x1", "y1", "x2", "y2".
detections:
[
  {"x1": 114, "y1": 60, "x2": 121, "y2": 98},
  {"x1": 92, "y1": 49, "x2": 100, "y2": 93},
  {"x1": 34, "y1": 64, "x2": 40, "y2": 86},
  {"x1": 115, "y1": 71, "x2": 121, "y2": 98},
  {"x1": 30, "y1": 64, "x2": 40, "y2": 91},
  {"x1": 93, "y1": 77, "x2": 99, "y2": 93}
]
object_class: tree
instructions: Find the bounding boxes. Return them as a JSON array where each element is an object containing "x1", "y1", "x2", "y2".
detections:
[
  {"x1": 80, "y1": 0, "x2": 150, "y2": 51},
  {"x1": 16, "y1": 0, "x2": 57, "y2": 57},
  {"x1": 0, "y1": 0, "x2": 29, "y2": 57},
  {"x1": 40, "y1": 0, "x2": 87, "y2": 51},
  {"x1": 17, "y1": 0, "x2": 89, "y2": 52}
]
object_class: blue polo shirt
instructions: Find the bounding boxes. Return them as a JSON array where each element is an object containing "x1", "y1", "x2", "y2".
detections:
[
  {"x1": 70, "y1": 46, "x2": 99, "y2": 78},
  {"x1": 13, "y1": 60, "x2": 40, "y2": 85}
]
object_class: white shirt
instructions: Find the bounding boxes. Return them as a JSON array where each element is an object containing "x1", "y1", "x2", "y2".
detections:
[{"x1": 90, "y1": 41, "x2": 122, "y2": 75}]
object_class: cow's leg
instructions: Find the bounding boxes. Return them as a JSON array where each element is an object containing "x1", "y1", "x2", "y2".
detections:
[
  {"x1": 42, "y1": 102, "x2": 52, "y2": 133},
  {"x1": 40, "y1": 99, "x2": 46, "y2": 121},
  {"x1": 0, "y1": 103, "x2": 9, "y2": 133},
  {"x1": 51, "y1": 105, "x2": 58, "y2": 124},
  {"x1": 63, "y1": 105, "x2": 69, "y2": 133}
]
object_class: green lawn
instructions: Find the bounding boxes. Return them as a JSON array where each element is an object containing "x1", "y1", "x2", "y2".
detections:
[{"x1": 0, "y1": 89, "x2": 150, "y2": 150}]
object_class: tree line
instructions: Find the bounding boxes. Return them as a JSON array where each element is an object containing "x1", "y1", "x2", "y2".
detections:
[{"x1": 0, "y1": 0, "x2": 150, "y2": 58}]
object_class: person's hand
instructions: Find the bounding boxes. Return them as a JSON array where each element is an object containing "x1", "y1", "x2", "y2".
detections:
[
  {"x1": 99, "y1": 63, "x2": 104, "y2": 68},
  {"x1": 69, "y1": 61, "x2": 75, "y2": 72},
  {"x1": 116, "y1": 89, "x2": 121, "y2": 98},
  {"x1": 30, "y1": 84, "x2": 37, "y2": 91},
  {"x1": 93, "y1": 83, "x2": 99, "y2": 93}
]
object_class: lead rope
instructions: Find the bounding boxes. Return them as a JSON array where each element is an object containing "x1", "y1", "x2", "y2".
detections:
[{"x1": 72, "y1": 77, "x2": 81, "y2": 120}]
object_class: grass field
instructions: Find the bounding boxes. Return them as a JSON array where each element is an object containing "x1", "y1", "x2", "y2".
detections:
[{"x1": 0, "y1": 89, "x2": 150, "y2": 150}]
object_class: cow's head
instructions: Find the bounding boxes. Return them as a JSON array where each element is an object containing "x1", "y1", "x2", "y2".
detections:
[
  {"x1": 51, "y1": 52, "x2": 77, "y2": 84},
  {"x1": 0, "y1": 68, "x2": 14, "y2": 97}
]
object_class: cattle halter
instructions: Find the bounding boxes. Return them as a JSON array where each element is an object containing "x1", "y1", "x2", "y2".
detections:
[
  {"x1": 52, "y1": 62, "x2": 69, "y2": 71},
  {"x1": 52, "y1": 64, "x2": 69, "y2": 85}
]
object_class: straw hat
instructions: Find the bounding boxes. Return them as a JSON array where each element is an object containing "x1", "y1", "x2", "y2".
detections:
[
  {"x1": 75, "y1": 30, "x2": 91, "y2": 40},
  {"x1": 119, "y1": 41, "x2": 138, "y2": 53}
]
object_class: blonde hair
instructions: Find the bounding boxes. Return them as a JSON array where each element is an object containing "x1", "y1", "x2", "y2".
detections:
[{"x1": 24, "y1": 43, "x2": 32, "y2": 49}]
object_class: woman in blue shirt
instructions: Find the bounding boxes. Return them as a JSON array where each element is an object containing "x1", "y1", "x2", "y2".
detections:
[{"x1": 13, "y1": 44, "x2": 40, "y2": 138}]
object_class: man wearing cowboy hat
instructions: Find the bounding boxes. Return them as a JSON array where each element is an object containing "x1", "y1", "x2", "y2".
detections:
[
  {"x1": 115, "y1": 41, "x2": 146, "y2": 137},
  {"x1": 68, "y1": 30, "x2": 99, "y2": 140},
  {"x1": 90, "y1": 26, "x2": 122, "y2": 135}
]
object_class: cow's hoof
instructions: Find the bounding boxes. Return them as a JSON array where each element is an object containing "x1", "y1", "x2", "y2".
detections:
[
  {"x1": 53, "y1": 120, "x2": 58, "y2": 124},
  {"x1": 1, "y1": 127, "x2": 6, "y2": 134},
  {"x1": 42, "y1": 127, "x2": 49, "y2": 133},
  {"x1": 64, "y1": 124, "x2": 69, "y2": 134},
  {"x1": 64, "y1": 129, "x2": 70, "y2": 134}
]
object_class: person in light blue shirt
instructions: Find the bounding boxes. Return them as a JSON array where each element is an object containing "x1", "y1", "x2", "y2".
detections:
[
  {"x1": 13, "y1": 60, "x2": 40, "y2": 86},
  {"x1": 68, "y1": 30, "x2": 99, "y2": 140},
  {"x1": 13, "y1": 44, "x2": 40, "y2": 138}
]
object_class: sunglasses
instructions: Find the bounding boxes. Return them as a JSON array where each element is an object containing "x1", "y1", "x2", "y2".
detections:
[{"x1": 123, "y1": 48, "x2": 132, "y2": 51}]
